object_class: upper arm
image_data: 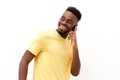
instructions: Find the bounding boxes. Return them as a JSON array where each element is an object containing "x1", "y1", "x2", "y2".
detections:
[{"x1": 20, "y1": 50, "x2": 35, "y2": 64}]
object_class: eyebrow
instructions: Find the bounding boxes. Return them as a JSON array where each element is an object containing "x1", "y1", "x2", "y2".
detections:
[{"x1": 62, "y1": 16, "x2": 73, "y2": 22}]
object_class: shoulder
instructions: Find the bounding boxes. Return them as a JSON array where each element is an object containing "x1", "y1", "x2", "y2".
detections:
[
  {"x1": 36, "y1": 29, "x2": 56, "y2": 38},
  {"x1": 38, "y1": 29, "x2": 56, "y2": 36}
]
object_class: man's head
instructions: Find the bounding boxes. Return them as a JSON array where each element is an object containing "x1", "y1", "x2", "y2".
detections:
[
  {"x1": 66, "y1": 7, "x2": 82, "y2": 21},
  {"x1": 57, "y1": 6, "x2": 82, "y2": 34}
]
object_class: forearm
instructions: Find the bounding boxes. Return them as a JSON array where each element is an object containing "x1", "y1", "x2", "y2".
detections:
[
  {"x1": 19, "y1": 60, "x2": 29, "y2": 80},
  {"x1": 71, "y1": 42, "x2": 81, "y2": 76},
  {"x1": 68, "y1": 29, "x2": 81, "y2": 76},
  {"x1": 19, "y1": 50, "x2": 34, "y2": 80}
]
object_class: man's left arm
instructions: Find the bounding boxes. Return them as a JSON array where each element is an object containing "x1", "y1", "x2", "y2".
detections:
[{"x1": 68, "y1": 28, "x2": 81, "y2": 76}]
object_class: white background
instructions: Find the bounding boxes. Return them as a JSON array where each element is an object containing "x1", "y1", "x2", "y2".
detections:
[{"x1": 0, "y1": 0, "x2": 120, "y2": 80}]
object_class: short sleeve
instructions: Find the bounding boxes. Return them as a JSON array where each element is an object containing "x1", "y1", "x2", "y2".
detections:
[{"x1": 27, "y1": 32, "x2": 46, "y2": 56}]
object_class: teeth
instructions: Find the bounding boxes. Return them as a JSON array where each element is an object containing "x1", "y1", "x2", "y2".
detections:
[
  {"x1": 59, "y1": 24, "x2": 66, "y2": 30},
  {"x1": 61, "y1": 26, "x2": 65, "y2": 29},
  {"x1": 61, "y1": 25, "x2": 65, "y2": 28},
  {"x1": 61, "y1": 26, "x2": 64, "y2": 28}
]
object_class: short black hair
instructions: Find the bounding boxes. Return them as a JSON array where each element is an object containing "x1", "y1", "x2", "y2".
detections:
[{"x1": 66, "y1": 6, "x2": 82, "y2": 21}]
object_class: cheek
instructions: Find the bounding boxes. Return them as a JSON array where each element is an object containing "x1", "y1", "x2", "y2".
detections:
[
  {"x1": 68, "y1": 24, "x2": 74, "y2": 29},
  {"x1": 58, "y1": 20, "x2": 61, "y2": 26},
  {"x1": 58, "y1": 20, "x2": 62, "y2": 25}
]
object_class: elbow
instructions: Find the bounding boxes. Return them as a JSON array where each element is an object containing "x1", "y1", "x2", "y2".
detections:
[
  {"x1": 71, "y1": 64, "x2": 81, "y2": 76},
  {"x1": 71, "y1": 71, "x2": 80, "y2": 76},
  {"x1": 71, "y1": 68, "x2": 80, "y2": 76}
]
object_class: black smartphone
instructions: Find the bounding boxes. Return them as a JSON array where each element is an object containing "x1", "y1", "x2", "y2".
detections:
[{"x1": 72, "y1": 26, "x2": 76, "y2": 31}]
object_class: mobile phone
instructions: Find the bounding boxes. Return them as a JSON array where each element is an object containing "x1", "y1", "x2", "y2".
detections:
[{"x1": 72, "y1": 26, "x2": 76, "y2": 31}]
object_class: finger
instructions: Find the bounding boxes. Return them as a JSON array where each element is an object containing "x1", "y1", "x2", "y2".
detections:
[
  {"x1": 68, "y1": 31, "x2": 74, "y2": 35},
  {"x1": 68, "y1": 33, "x2": 73, "y2": 39},
  {"x1": 68, "y1": 35, "x2": 72, "y2": 40}
]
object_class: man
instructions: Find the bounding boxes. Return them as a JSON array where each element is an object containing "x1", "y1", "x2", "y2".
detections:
[{"x1": 19, "y1": 6, "x2": 82, "y2": 80}]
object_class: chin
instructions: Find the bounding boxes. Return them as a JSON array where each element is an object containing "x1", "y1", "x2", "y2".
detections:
[
  {"x1": 57, "y1": 29, "x2": 65, "y2": 34},
  {"x1": 57, "y1": 28, "x2": 70, "y2": 34}
]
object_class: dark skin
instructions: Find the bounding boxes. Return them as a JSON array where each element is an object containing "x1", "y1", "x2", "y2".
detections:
[
  {"x1": 57, "y1": 11, "x2": 81, "y2": 76},
  {"x1": 19, "y1": 11, "x2": 81, "y2": 80}
]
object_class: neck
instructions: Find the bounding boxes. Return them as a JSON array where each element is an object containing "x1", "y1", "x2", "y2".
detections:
[{"x1": 56, "y1": 29, "x2": 69, "y2": 39}]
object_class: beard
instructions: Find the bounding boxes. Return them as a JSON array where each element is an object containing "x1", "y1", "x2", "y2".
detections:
[{"x1": 56, "y1": 28, "x2": 71, "y2": 35}]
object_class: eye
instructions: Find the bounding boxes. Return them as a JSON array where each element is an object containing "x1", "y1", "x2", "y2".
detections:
[
  {"x1": 67, "y1": 20, "x2": 72, "y2": 24},
  {"x1": 60, "y1": 16, "x2": 65, "y2": 21}
]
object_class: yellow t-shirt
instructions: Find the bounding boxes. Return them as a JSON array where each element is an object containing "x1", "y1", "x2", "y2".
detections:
[{"x1": 27, "y1": 30, "x2": 73, "y2": 80}]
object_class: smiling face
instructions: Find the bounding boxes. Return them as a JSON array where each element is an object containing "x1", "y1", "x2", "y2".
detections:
[{"x1": 57, "y1": 11, "x2": 78, "y2": 34}]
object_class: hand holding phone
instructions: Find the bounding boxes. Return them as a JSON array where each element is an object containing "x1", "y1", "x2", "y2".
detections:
[{"x1": 68, "y1": 26, "x2": 77, "y2": 47}]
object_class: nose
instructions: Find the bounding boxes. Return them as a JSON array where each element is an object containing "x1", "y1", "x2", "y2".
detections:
[{"x1": 62, "y1": 20, "x2": 67, "y2": 25}]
